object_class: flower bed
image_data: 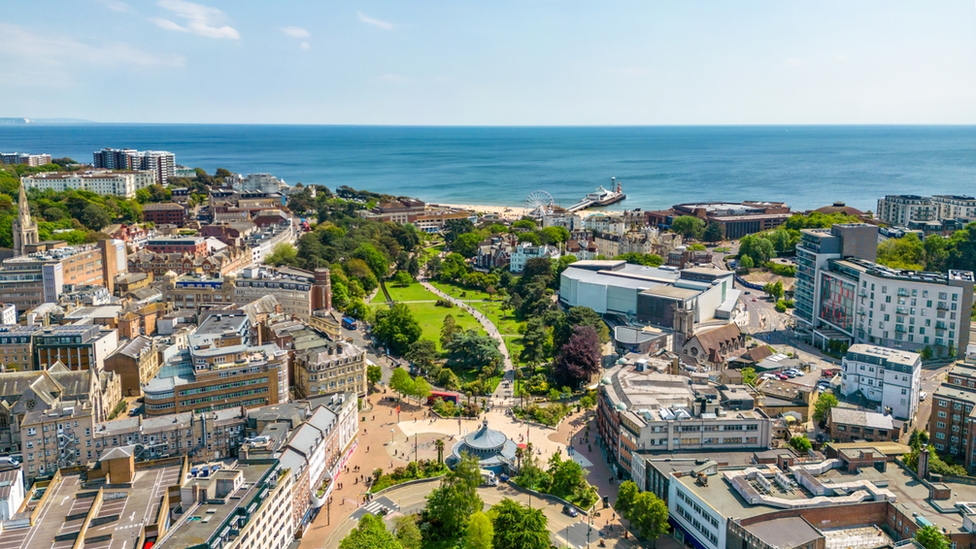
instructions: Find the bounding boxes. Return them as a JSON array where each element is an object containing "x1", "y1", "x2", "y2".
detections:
[{"x1": 368, "y1": 460, "x2": 449, "y2": 494}]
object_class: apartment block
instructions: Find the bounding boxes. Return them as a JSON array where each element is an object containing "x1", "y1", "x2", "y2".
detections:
[
  {"x1": 583, "y1": 214, "x2": 627, "y2": 236},
  {"x1": 841, "y1": 344, "x2": 922, "y2": 420},
  {"x1": 929, "y1": 360, "x2": 976, "y2": 472},
  {"x1": 0, "y1": 152, "x2": 51, "y2": 166},
  {"x1": 510, "y1": 242, "x2": 560, "y2": 273},
  {"x1": 103, "y1": 335, "x2": 160, "y2": 396},
  {"x1": 877, "y1": 195, "x2": 938, "y2": 226},
  {"x1": 142, "y1": 203, "x2": 187, "y2": 226},
  {"x1": 145, "y1": 236, "x2": 207, "y2": 256},
  {"x1": 93, "y1": 148, "x2": 175, "y2": 185},
  {"x1": 0, "y1": 324, "x2": 44, "y2": 370},
  {"x1": 21, "y1": 169, "x2": 155, "y2": 198}
]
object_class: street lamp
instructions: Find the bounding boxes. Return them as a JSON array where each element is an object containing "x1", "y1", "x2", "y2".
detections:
[{"x1": 390, "y1": 428, "x2": 395, "y2": 444}]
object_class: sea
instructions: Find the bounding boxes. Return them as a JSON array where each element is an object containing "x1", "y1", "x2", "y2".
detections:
[{"x1": 1, "y1": 124, "x2": 975, "y2": 212}]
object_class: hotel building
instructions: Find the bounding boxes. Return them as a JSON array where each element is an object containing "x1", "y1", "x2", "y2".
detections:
[{"x1": 21, "y1": 169, "x2": 155, "y2": 198}]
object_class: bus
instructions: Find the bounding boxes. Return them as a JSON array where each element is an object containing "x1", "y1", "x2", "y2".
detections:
[
  {"x1": 341, "y1": 317, "x2": 358, "y2": 330},
  {"x1": 427, "y1": 391, "x2": 460, "y2": 406}
]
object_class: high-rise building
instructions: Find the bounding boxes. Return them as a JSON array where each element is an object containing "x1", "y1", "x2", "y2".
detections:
[
  {"x1": 794, "y1": 223, "x2": 878, "y2": 331},
  {"x1": 93, "y1": 148, "x2": 175, "y2": 185},
  {"x1": 12, "y1": 183, "x2": 38, "y2": 256},
  {"x1": 0, "y1": 152, "x2": 51, "y2": 166}
]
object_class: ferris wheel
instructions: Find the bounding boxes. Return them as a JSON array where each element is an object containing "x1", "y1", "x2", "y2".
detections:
[{"x1": 525, "y1": 190, "x2": 555, "y2": 216}]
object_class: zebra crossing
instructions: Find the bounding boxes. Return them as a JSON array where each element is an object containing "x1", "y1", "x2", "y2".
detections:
[{"x1": 351, "y1": 496, "x2": 399, "y2": 520}]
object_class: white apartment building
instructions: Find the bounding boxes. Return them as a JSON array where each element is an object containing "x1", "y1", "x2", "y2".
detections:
[
  {"x1": 931, "y1": 195, "x2": 976, "y2": 222},
  {"x1": 841, "y1": 344, "x2": 922, "y2": 420},
  {"x1": 509, "y1": 242, "x2": 560, "y2": 273},
  {"x1": 876, "y1": 195, "x2": 938, "y2": 226},
  {"x1": 541, "y1": 211, "x2": 582, "y2": 231},
  {"x1": 93, "y1": 148, "x2": 175, "y2": 185},
  {"x1": 669, "y1": 474, "x2": 726, "y2": 549},
  {"x1": 21, "y1": 169, "x2": 155, "y2": 198},
  {"x1": 241, "y1": 173, "x2": 284, "y2": 194},
  {"x1": 583, "y1": 214, "x2": 627, "y2": 236}
]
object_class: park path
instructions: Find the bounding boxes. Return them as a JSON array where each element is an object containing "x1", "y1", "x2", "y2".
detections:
[{"x1": 419, "y1": 279, "x2": 517, "y2": 407}]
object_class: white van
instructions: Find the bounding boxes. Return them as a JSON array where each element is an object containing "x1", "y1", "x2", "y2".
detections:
[{"x1": 480, "y1": 469, "x2": 498, "y2": 486}]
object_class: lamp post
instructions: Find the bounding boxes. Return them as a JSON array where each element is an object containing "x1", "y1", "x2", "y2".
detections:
[{"x1": 390, "y1": 428, "x2": 395, "y2": 444}]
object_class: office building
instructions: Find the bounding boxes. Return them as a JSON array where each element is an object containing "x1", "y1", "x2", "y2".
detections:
[
  {"x1": 645, "y1": 202, "x2": 792, "y2": 239},
  {"x1": 21, "y1": 169, "x2": 155, "y2": 198},
  {"x1": 104, "y1": 335, "x2": 160, "y2": 396},
  {"x1": 840, "y1": 344, "x2": 922, "y2": 420},
  {"x1": 294, "y1": 340, "x2": 367, "y2": 398},
  {"x1": 33, "y1": 324, "x2": 119, "y2": 371},
  {"x1": 145, "y1": 236, "x2": 208, "y2": 256},
  {"x1": 597, "y1": 355, "x2": 773, "y2": 481},
  {"x1": 93, "y1": 147, "x2": 175, "y2": 185},
  {"x1": 0, "y1": 239, "x2": 126, "y2": 311}
]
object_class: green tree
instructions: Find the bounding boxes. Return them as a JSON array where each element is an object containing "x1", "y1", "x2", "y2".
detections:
[
  {"x1": 741, "y1": 367, "x2": 758, "y2": 386},
  {"x1": 339, "y1": 514, "x2": 403, "y2": 549},
  {"x1": 353, "y1": 242, "x2": 389, "y2": 278},
  {"x1": 463, "y1": 511, "x2": 494, "y2": 549},
  {"x1": 915, "y1": 525, "x2": 950, "y2": 549},
  {"x1": 519, "y1": 317, "x2": 550, "y2": 366},
  {"x1": 373, "y1": 304, "x2": 422, "y2": 355},
  {"x1": 921, "y1": 345, "x2": 933, "y2": 361},
  {"x1": 878, "y1": 233, "x2": 926, "y2": 270},
  {"x1": 702, "y1": 220, "x2": 724, "y2": 242},
  {"x1": 738, "y1": 255, "x2": 754, "y2": 270},
  {"x1": 552, "y1": 306, "x2": 610, "y2": 349},
  {"x1": 628, "y1": 492, "x2": 669, "y2": 543},
  {"x1": 671, "y1": 215, "x2": 704, "y2": 239},
  {"x1": 789, "y1": 435, "x2": 813, "y2": 453},
  {"x1": 367, "y1": 364, "x2": 383, "y2": 387},
  {"x1": 265, "y1": 242, "x2": 297, "y2": 266},
  {"x1": 78, "y1": 202, "x2": 110, "y2": 230},
  {"x1": 404, "y1": 340, "x2": 437, "y2": 373},
  {"x1": 489, "y1": 498, "x2": 549, "y2": 549},
  {"x1": 688, "y1": 243, "x2": 707, "y2": 251},
  {"x1": 813, "y1": 392, "x2": 839, "y2": 423},
  {"x1": 424, "y1": 453, "x2": 484, "y2": 533},
  {"x1": 441, "y1": 314, "x2": 459, "y2": 348},
  {"x1": 908, "y1": 429, "x2": 930, "y2": 450},
  {"x1": 539, "y1": 226, "x2": 570, "y2": 245},
  {"x1": 345, "y1": 299, "x2": 371, "y2": 321},
  {"x1": 613, "y1": 252, "x2": 664, "y2": 267},
  {"x1": 452, "y1": 232, "x2": 483, "y2": 258},
  {"x1": 393, "y1": 516, "x2": 422, "y2": 549},
  {"x1": 615, "y1": 480, "x2": 639, "y2": 519},
  {"x1": 389, "y1": 367, "x2": 415, "y2": 401},
  {"x1": 411, "y1": 377, "x2": 432, "y2": 402},
  {"x1": 393, "y1": 270, "x2": 413, "y2": 286},
  {"x1": 446, "y1": 330, "x2": 503, "y2": 375},
  {"x1": 549, "y1": 457, "x2": 588, "y2": 500}
]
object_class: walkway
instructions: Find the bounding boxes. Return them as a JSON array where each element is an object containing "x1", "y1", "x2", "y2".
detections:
[{"x1": 420, "y1": 279, "x2": 517, "y2": 406}]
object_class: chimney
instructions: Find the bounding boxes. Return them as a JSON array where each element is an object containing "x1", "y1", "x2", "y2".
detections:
[
  {"x1": 918, "y1": 447, "x2": 930, "y2": 480},
  {"x1": 670, "y1": 356, "x2": 680, "y2": 376}
]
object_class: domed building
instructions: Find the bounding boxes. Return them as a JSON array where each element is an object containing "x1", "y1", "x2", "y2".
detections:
[
  {"x1": 814, "y1": 202, "x2": 866, "y2": 217},
  {"x1": 446, "y1": 420, "x2": 518, "y2": 472}
]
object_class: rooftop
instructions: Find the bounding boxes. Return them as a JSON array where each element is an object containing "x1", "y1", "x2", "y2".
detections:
[{"x1": 828, "y1": 408, "x2": 898, "y2": 430}]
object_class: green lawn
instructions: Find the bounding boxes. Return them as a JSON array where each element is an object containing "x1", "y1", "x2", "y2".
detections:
[
  {"x1": 386, "y1": 282, "x2": 440, "y2": 302},
  {"x1": 469, "y1": 300, "x2": 522, "y2": 335},
  {"x1": 369, "y1": 289, "x2": 389, "y2": 304},
  {"x1": 409, "y1": 302, "x2": 484, "y2": 353},
  {"x1": 429, "y1": 281, "x2": 493, "y2": 302},
  {"x1": 503, "y1": 336, "x2": 524, "y2": 367}
]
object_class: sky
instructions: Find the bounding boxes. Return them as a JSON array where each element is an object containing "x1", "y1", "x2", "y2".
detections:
[{"x1": 2, "y1": 1, "x2": 976, "y2": 125}]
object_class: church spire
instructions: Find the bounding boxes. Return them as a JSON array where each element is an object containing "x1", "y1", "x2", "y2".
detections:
[
  {"x1": 13, "y1": 182, "x2": 38, "y2": 256},
  {"x1": 17, "y1": 183, "x2": 30, "y2": 223}
]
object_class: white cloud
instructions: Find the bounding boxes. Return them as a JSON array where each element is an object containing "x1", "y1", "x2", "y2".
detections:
[
  {"x1": 156, "y1": 0, "x2": 240, "y2": 40},
  {"x1": 95, "y1": 0, "x2": 131, "y2": 12},
  {"x1": 357, "y1": 11, "x2": 394, "y2": 30},
  {"x1": 0, "y1": 23, "x2": 184, "y2": 71},
  {"x1": 300, "y1": 42, "x2": 311, "y2": 50},
  {"x1": 835, "y1": 54, "x2": 848, "y2": 61},
  {"x1": 281, "y1": 26, "x2": 310, "y2": 39},
  {"x1": 787, "y1": 58, "x2": 803, "y2": 67}
]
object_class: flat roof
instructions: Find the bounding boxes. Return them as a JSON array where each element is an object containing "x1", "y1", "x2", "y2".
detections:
[
  {"x1": 744, "y1": 517, "x2": 822, "y2": 549},
  {"x1": 642, "y1": 285, "x2": 701, "y2": 300}
]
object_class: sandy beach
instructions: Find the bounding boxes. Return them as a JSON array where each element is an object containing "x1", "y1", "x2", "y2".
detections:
[{"x1": 434, "y1": 202, "x2": 623, "y2": 220}]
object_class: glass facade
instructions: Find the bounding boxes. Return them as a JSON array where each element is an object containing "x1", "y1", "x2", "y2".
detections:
[{"x1": 819, "y1": 273, "x2": 855, "y2": 333}]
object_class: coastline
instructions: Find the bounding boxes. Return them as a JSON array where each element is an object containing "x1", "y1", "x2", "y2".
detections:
[{"x1": 434, "y1": 202, "x2": 623, "y2": 220}]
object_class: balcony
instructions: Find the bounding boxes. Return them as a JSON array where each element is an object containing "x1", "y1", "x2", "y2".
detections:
[
  {"x1": 938, "y1": 302, "x2": 949, "y2": 311},
  {"x1": 895, "y1": 325, "x2": 906, "y2": 333},
  {"x1": 897, "y1": 306, "x2": 908, "y2": 315},
  {"x1": 857, "y1": 307, "x2": 866, "y2": 316},
  {"x1": 936, "y1": 322, "x2": 948, "y2": 330},
  {"x1": 859, "y1": 290, "x2": 868, "y2": 298},
  {"x1": 898, "y1": 288, "x2": 910, "y2": 297}
]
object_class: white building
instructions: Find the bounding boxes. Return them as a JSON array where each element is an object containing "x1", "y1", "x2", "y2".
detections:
[
  {"x1": 876, "y1": 195, "x2": 937, "y2": 226},
  {"x1": 541, "y1": 211, "x2": 582, "y2": 231},
  {"x1": 241, "y1": 173, "x2": 285, "y2": 194},
  {"x1": 669, "y1": 474, "x2": 726, "y2": 549},
  {"x1": 93, "y1": 148, "x2": 175, "y2": 185},
  {"x1": 0, "y1": 304, "x2": 15, "y2": 325},
  {"x1": 931, "y1": 195, "x2": 976, "y2": 223},
  {"x1": 509, "y1": 242, "x2": 560, "y2": 273},
  {"x1": 21, "y1": 169, "x2": 155, "y2": 199},
  {"x1": 583, "y1": 214, "x2": 627, "y2": 236},
  {"x1": 841, "y1": 344, "x2": 922, "y2": 421}
]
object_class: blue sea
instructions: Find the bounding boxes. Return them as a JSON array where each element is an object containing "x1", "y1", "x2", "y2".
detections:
[{"x1": 1, "y1": 125, "x2": 975, "y2": 212}]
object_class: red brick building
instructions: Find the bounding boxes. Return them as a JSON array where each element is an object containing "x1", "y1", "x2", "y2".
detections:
[
  {"x1": 145, "y1": 236, "x2": 206, "y2": 256},
  {"x1": 142, "y1": 203, "x2": 186, "y2": 227}
]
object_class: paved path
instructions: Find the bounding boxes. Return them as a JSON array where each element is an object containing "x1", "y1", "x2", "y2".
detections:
[{"x1": 420, "y1": 279, "x2": 517, "y2": 406}]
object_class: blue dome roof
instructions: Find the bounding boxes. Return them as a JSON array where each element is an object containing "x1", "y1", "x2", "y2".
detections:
[{"x1": 463, "y1": 420, "x2": 507, "y2": 451}]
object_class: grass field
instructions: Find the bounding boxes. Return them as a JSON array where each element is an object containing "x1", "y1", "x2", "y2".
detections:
[
  {"x1": 387, "y1": 282, "x2": 441, "y2": 302},
  {"x1": 503, "y1": 336, "x2": 524, "y2": 367},
  {"x1": 410, "y1": 303, "x2": 483, "y2": 352},
  {"x1": 429, "y1": 281, "x2": 493, "y2": 302}
]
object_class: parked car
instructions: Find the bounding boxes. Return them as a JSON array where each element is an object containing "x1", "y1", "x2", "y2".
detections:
[
  {"x1": 563, "y1": 505, "x2": 579, "y2": 517},
  {"x1": 816, "y1": 433, "x2": 825, "y2": 443},
  {"x1": 920, "y1": 392, "x2": 927, "y2": 401},
  {"x1": 777, "y1": 373, "x2": 789, "y2": 380}
]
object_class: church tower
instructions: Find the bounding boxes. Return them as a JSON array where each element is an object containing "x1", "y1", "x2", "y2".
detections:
[{"x1": 13, "y1": 183, "x2": 39, "y2": 256}]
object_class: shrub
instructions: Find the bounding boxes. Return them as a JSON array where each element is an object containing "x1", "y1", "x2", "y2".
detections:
[
  {"x1": 435, "y1": 299, "x2": 455, "y2": 308},
  {"x1": 369, "y1": 459, "x2": 448, "y2": 493},
  {"x1": 512, "y1": 403, "x2": 570, "y2": 427}
]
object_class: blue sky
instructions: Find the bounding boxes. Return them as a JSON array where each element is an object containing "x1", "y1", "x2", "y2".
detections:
[{"x1": 2, "y1": 1, "x2": 976, "y2": 125}]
